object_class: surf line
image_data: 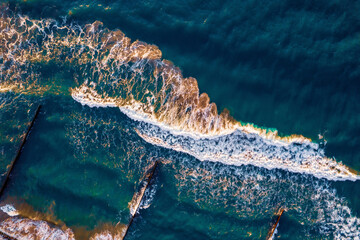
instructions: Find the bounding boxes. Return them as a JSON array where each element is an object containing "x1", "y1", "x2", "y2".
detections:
[
  {"x1": 0, "y1": 105, "x2": 42, "y2": 198},
  {"x1": 122, "y1": 160, "x2": 159, "y2": 240},
  {"x1": 266, "y1": 208, "x2": 285, "y2": 240}
]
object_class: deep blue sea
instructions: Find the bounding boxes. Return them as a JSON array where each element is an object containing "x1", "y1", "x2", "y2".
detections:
[{"x1": 0, "y1": 0, "x2": 359, "y2": 239}]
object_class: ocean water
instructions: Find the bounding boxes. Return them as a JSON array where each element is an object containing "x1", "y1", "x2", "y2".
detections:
[{"x1": 0, "y1": 0, "x2": 359, "y2": 239}]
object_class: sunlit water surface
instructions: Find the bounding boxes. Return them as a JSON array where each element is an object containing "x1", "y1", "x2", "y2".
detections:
[{"x1": 0, "y1": 1, "x2": 360, "y2": 239}]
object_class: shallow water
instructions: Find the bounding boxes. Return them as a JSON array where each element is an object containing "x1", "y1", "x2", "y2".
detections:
[{"x1": 0, "y1": 1, "x2": 359, "y2": 239}]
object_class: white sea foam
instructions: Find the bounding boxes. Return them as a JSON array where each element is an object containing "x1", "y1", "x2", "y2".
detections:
[
  {"x1": 1, "y1": 10, "x2": 357, "y2": 182},
  {"x1": 139, "y1": 183, "x2": 157, "y2": 210},
  {"x1": 0, "y1": 204, "x2": 19, "y2": 216},
  {"x1": 0, "y1": 216, "x2": 75, "y2": 239},
  {"x1": 134, "y1": 124, "x2": 359, "y2": 181},
  {"x1": 1, "y1": 9, "x2": 359, "y2": 239},
  {"x1": 90, "y1": 228, "x2": 126, "y2": 240},
  {"x1": 269, "y1": 223, "x2": 279, "y2": 240},
  {"x1": 170, "y1": 159, "x2": 360, "y2": 239},
  {"x1": 71, "y1": 86, "x2": 359, "y2": 181},
  {"x1": 71, "y1": 85, "x2": 236, "y2": 140},
  {"x1": 66, "y1": 99, "x2": 360, "y2": 239}
]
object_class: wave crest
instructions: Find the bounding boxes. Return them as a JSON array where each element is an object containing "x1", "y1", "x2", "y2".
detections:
[{"x1": 0, "y1": 8, "x2": 358, "y2": 181}]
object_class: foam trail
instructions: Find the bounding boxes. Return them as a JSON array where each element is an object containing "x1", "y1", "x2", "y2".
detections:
[
  {"x1": 133, "y1": 123, "x2": 359, "y2": 181},
  {"x1": 128, "y1": 161, "x2": 158, "y2": 216},
  {"x1": 0, "y1": 7, "x2": 358, "y2": 181},
  {"x1": 139, "y1": 183, "x2": 157, "y2": 210},
  {"x1": 169, "y1": 159, "x2": 360, "y2": 239},
  {"x1": 65, "y1": 108, "x2": 360, "y2": 239},
  {"x1": 0, "y1": 6, "x2": 307, "y2": 140}
]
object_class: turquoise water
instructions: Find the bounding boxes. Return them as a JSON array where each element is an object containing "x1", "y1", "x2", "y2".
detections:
[{"x1": 0, "y1": 0, "x2": 360, "y2": 239}]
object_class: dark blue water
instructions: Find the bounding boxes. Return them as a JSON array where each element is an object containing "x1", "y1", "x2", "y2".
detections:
[{"x1": 0, "y1": 0, "x2": 359, "y2": 239}]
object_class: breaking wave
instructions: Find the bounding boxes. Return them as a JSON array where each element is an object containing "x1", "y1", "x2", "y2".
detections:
[
  {"x1": 53, "y1": 109, "x2": 360, "y2": 239},
  {"x1": 0, "y1": 6, "x2": 358, "y2": 181},
  {"x1": 134, "y1": 122, "x2": 359, "y2": 181}
]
